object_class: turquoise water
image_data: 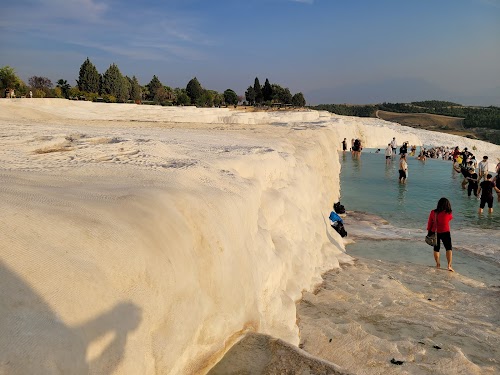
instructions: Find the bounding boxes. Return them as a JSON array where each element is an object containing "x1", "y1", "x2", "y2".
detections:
[
  {"x1": 339, "y1": 150, "x2": 500, "y2": 280},
  {"x1": 339, "y1": 150, "x2": 500, "y2": 229}
]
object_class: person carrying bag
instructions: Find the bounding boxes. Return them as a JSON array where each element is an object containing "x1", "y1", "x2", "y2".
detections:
[
  {"x1": 425, "y1": 212, "x2": 438, "y2": 247},
  {"x1": 426, "y1": 198, "x2": 454, "y2": 272}
]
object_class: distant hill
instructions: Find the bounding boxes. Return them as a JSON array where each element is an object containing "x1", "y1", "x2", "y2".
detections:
[
  {"x1": 305, "y1": 78, "x2": 500, "y2": 107},
  {"x1": 310, "y1": 101, "x2": 500, "y2": 145}
]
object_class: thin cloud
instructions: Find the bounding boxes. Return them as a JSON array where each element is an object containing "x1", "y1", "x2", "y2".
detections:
[
  {"x1": 291, "y1": 0, "x2": 314, "y2": 4},
  {"x1": 0, "y1": 1, "x2": 211, "y2": 62}
]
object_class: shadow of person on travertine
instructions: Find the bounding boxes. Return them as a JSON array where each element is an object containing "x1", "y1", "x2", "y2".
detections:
[{"x1": 0, "y1": 261, "x2": 142, "y2": 374}]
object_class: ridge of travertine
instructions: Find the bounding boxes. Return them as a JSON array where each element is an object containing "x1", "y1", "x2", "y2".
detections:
[{"x1": 0, "y1": 99, "x2": 498, "y2": 374}]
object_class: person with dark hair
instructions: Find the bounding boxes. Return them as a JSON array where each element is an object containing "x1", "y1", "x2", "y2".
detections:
[
  {"x1": 477, "y1": 174, "x2": 500, "y2": 214},
  {"x1": 398, "y1": 154, "x2": 408, "y2": 183},
  {"x1": 385, "y1": 143, "x2": 392, "y2": 164},
  {"x1": 478, "y1": 156, "x2": 489, "y2": 181},
  {"x1": 427, "y1": 197, "x2": 454, "y2": 272},
  {"x1": 342, "y1": 138, "x2": 347, "y2": 153},
  {"x1": 466, "y1": 168, "x2": 479, "y2": 197}
]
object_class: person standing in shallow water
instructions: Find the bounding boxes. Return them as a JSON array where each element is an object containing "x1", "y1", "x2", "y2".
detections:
[
  {"x1": 398, "y1": 154, "x2": 408, "y2": 183},
  {"x1": 385, "y1": 143, "x2": 392, "y2": 164},
  {"x1": 427, "y1": 198, "x2": 454, "y2": 272},
  {"x1": 477, "y1": 174, "x2": 500, "y2": 214},
  {"x1": 342, "y1": 138, "x2": 347, "y2": 153}
]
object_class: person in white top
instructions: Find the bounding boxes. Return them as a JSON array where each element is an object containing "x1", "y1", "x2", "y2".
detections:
[
  {"x1": 390, "y1": 137, "x2": 397, "y2": 155},
  {"x1": 385, "y1": 143, "x2": 392, "y2": 164},
  {"x1": 478, "y1": 156, "x2": 489, "y2": 181}
]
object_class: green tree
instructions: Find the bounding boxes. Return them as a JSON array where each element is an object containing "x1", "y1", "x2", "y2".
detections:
[
  {"x1": 56, "y1": 79, "x2": 71, "y2": 98},
  {"x1": 101, "y1": 63, "x2": 126, "y2": 101},
  {"x1": 253, "y1": 77, "x2": 263, "y2": 104},
  {"x1": 119, "y1": 76, "x2": 130, "y2": 102},
  {"x1": 245, "y1": 86, "x2": 255, "y2": 105},
  {"x1": 0, "y1": 66, "x2": 21, "y2": 92},
  {"x1": 212, "y1": 91, "x2": 223, "y2": 107},
  {"x1": 28, "y1": 76, "x2": 53, "y2": 97},
  {"x1": 174, "y1": 88, "x2": 191, "y2": 105},
  {"x1": 271, "y1": 84, "x2": 284, "y2": 103},
  {"x1": 77, "y1": 58, "x2": 100, "y2": 93},
  {"x1": 262, "y1": 78, "x2": 273, "y2": 102},
  {"x1": 224, "y1": 89, "x2": 238, "y2": 105},
  {"x1": 196, "y1": 89, "x2": 215, "y2": 107},
  {"x1": 186, "y1": 77, "x2": 203, "y2": 103},
  {"x1": 130, "y1": 76, "x2": 142, "y2": 101},
  {"x1": 146, "y1": 75, "x2": 163, "y2": 101},
  {"x1": 281, "y1": 88, "x2": 292, "y2": 104},
  {"x1": 292, "y1": 92, "x2": 306, "y2": 107}
]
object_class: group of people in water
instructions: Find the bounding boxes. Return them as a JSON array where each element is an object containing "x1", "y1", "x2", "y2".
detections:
[
  {"x1": 451, "y1": 149, "x2": 500, "y2": 214},
  {"x1": 342, "y1": 136, "x2": 500, "y2": 272},
  {"x1": 421, "y1": 145, "x2": 500, "y2": 272}
]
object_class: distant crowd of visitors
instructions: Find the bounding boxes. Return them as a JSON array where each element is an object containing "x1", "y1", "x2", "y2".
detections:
[{"x1": 341, "y1": 136, "x2": 500, "y2": 272}]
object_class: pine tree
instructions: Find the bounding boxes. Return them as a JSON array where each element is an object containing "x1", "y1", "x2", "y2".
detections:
[
  {"x1": 130, "y1": 76, "x2": 142, "y2": 101},
  {"x1": 77, "y1": 58, "x2": 100, "y2": 93},
  {"x1": 102, "y1": 63, "x2": 126, "y2": 101},
  {"x1": 146, "y1": 75, "x2": 163, "y2": 101},
  {"x1": 253, "y1": 77, "x2": 263, "y2": 104},
  {"x1": 262, "y1": 78, "x2": 273, "y2": 102}
]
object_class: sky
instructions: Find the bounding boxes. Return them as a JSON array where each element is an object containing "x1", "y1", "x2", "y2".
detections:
[{"x1": 1, "y1": 0, "x2": 499, "y2": 105}]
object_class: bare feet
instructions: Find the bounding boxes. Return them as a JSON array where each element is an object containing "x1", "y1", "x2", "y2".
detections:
[
  {"x1": 448, "y1": 267, "x2": 454, "y2": 272},
  {"x1": 436, "y1": 263, "x2": 440, "y2": 269}
]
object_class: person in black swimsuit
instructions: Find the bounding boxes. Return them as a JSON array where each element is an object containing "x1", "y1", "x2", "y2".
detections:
[{"x1": 477, "y1": 174, "x2": 500, "y2": 214}]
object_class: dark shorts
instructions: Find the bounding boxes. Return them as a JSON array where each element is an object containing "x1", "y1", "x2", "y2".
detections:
[
  {"x1": 392, "y1": 147, "x2": 396, "y2": 153},
  {"x1": 399, "y1": 169, "x2": 407, "y2": 179},
  {"x1": 480, "y1": 196, "x2": 493, "y2": 209},
  {"x1": 434, "y1": 231, "x2": 452, "y2": 252},
  {"x1": 386, "y1": 155, "x2": 391, "y2": 159}
]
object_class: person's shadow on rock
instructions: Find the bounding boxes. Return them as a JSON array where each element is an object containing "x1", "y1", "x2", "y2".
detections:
[{"x1": 0, "y1": 261, "x2": 142, "y2": 374}]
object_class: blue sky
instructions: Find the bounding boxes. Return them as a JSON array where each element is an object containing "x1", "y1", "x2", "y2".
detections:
[{"x1": 1, "y1": 0, "x2": 499, "y2": 105}]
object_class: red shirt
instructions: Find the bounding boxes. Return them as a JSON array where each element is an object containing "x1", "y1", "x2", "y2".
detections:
[{"x1": 427, "y1": 210, "x2": 453, "y2": 233}]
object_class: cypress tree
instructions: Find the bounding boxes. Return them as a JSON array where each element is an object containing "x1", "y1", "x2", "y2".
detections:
[
  {"x1": 253, "y1": 77, "x2": 263, "y2": 104},
  {"x1": 262, "y1": 78, "x2": 273, "y2": 102},
  {"x1": 77, "y1": 58, "x2": 100, "y2": 93}
]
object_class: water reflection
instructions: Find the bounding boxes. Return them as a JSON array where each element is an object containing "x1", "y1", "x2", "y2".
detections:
[
  {"x1": 352, "y1": 155, "x2": 362, "y2": 173},
  {"x1": 397, "y1": 182, "x2": 407, "y2": 206}
]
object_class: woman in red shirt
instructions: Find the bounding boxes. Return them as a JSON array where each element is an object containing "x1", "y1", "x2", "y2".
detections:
[{"x1": 427, "y1": 197, "x2": 454, "y2": 272}]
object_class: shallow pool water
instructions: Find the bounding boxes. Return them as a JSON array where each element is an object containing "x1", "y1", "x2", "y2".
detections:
[
  {"x1": 339, "y1": 150, "x2": 500, "y2": 230},
  {"x1": 339, "y1": 150, "x2": 500, "y2": 268}
]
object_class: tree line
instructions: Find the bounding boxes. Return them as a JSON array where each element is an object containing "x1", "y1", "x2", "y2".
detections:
[
  {"x1": 1, "y1": 59, "x2": 307, "y2": 108},
  {"x1": 311, "y1": 100, "x2": 500, "y2": 131}
]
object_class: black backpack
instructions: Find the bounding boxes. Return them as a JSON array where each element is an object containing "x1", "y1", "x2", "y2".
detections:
[
  {"x1": 331, "y1": 221, "x2": 348, "y2": 237},
  {"x1": 333, "y1": 202, "x2": 346, "y2": 214}
]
